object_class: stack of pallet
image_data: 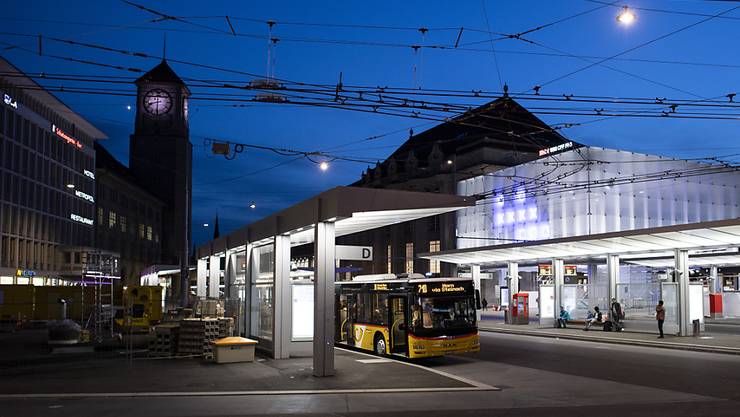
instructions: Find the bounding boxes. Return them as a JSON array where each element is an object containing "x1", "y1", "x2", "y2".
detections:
[
  {"x1": 149, "y1": 324, "x2": 180, "y2": 357},
  {"x1": 218, "y1": 317, "x2": 235, "y2": 338},
  {"x1": 178, "y1": 318, "x2": 219, "y2": 358}
]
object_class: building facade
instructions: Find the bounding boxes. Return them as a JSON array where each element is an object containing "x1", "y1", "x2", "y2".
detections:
[
  {"x1": 340, "y1": 97, "x2": 575, "y2": 277},
  {"x1": 94, "y1": 143, "x2": 164, "y2": 285},
  {"x1": 0, "y1": 56, "x2": 107, "y2": 284}
]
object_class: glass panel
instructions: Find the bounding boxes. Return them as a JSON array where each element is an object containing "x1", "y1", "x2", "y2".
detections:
[
  {"x1": 291, "y1": 283, "x2": 314, "y2": 340},
  {"x1": 250, "y1": 244, "x2": 274, "y2": 341},
  {"x1": 661, "y1": 282, "x2": 678, "y2": 326},
  {"x1": 617, "y1": 282, "x2": 661, "y2": 320},
  {"x1": 539, "y1": 285, "x2": 555, "y2": 320}
]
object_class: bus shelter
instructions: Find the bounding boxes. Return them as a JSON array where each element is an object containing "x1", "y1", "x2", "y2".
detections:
[
  {"x1": 420, "y1": 218, "x2": 740, "y2": 336},
  {"x1": 196, "y1": 186, "x2": 474, "y2": 376}
]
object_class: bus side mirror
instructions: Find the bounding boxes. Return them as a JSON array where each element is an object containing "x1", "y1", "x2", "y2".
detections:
[{"x1": 475, "y1": 289, "x2": 482, "y2": 310}]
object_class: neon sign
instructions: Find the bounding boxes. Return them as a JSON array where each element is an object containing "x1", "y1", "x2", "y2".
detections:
[
  {"x1": 75, "y1": 190, "x2": 95, "y2": 203},
  {"x1": 3, "y1": 93, "x2": 18, "y2": 109},
  {"x1": 51, "y1": 124, "x2": 83, "y2": 150},
  {"x1": 539, "y1": 141, "x2": 573, "y2": 157},
  {"x1": 70, "y1": 213, "x2": 94, "y2": 225},
  {"x1": 84, "y1": 169, "x2": 95, "y2": 180}
]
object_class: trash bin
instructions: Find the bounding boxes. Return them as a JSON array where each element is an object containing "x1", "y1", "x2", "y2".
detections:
[{"x1": 692, "y1": 319, "x2": 701, "y2": 337}]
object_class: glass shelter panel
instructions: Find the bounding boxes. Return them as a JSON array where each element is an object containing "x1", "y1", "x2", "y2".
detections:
[{"x1": 250, "y1": 244, "x2": 274, "y2": 342}]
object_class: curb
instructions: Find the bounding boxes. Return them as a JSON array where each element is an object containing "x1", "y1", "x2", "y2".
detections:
[{"x1": 479, "y1": 327, "x2": 740, "y2": 355}]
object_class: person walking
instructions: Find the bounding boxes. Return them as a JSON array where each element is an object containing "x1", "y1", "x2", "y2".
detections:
[
  {"x1": 482, "y1": 298, "x2": 488, "y2": 311},
  {"x1": 656, "y1": 300, "x2": 665, "y2": 338}
]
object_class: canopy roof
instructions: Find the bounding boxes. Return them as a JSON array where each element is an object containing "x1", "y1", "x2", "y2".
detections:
[
  {"x1": 419, "y1": 218, "x2": 740, "y2": 266},
  {"x1": 197, "y1": 186, "x2": 474, "y2": 257}
]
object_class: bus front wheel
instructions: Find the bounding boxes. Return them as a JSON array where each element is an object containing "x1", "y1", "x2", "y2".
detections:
[{"x1": 374, "y1": 334, "x2": 387, "y2": 356}]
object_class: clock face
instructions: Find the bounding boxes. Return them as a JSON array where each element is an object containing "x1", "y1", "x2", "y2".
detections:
[{"x1": 143, "y1": 89, "x2": 173, "y2": 115}]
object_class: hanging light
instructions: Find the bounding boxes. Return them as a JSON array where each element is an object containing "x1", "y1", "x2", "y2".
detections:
[
  {"x1": 616, "y1": 6, "x2": 636, "y2": 25},
  {"x1": 319, "y1": 161, "x2": 329, "y2": 171}
]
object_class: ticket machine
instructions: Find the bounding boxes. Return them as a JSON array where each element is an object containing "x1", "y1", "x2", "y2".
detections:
[{"x1": 511, "y1": 293, "x2": 529, "y2": 325}]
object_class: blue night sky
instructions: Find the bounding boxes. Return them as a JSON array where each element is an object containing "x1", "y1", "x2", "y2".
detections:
[{"x1": 2, "y1": 1, "x2": 739, "y2": 246}]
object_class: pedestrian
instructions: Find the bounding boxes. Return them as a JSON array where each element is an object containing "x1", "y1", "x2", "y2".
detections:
[
  {"x1": 557, "y1": 306, "x2": 571, "y2": 328},
  {"x1": 583, "y1": 306, "x2": 602, "y2": 331},
  {"x1": 656, "y1": 300, "x2": 665, "y2": 338},
  {"x1": 482, "y1": 298, "x2": 488, "y2": 311},
  {"x1": 610, "y1": 298, "x2": 624, "y2": 331}
]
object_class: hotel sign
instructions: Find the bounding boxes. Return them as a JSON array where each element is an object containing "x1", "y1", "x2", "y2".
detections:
[
  {"x1": 52, "y1": 124, "x2": 83, "y2": 150},
  {"x1": 83, "y1": 169, "x2": 95, "y2": 180},
  {"x1": 75, "y1": 190, "x2": 95, "y2": 203},
  {"x1": 70, "y1": 213, "x2": 94, "y2": 225}
]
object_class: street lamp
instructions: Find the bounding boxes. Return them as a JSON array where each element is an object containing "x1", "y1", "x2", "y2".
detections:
[
  {"x1": 616, "y1": 6, "x2": 636, "y2": 25},
  {"x1": 319, "y1": 161, "x2": 329, "y2": 171},
  {"x1": 447, "y1": 159, "x2": 454, "y2": 165}
]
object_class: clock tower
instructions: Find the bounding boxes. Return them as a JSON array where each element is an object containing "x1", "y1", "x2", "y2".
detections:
[{"x1": 129, "y1": 60, "x2": 192, "y2": 301}]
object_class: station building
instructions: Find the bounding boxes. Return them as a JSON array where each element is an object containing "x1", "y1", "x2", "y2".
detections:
[{"x1": 195, "y1": 96, "x2": 740, "y2": 365}]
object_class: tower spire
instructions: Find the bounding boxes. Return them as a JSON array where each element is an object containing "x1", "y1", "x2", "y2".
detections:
[{"x1": 162, "y1": 33, "x2": 167, "y2": 61}]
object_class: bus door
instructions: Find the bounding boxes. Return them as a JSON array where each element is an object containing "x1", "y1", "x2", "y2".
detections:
[
  {"x1": 344, "y1": 294, "x2": 356, "y2": 346},
  {"x1": 389, "y1": 295, "x2": 407, "y2": 354}
]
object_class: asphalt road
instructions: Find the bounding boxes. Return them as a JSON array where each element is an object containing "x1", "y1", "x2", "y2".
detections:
[{"x1": 3, "y1": 332, "x2": 740, "y2": 417}]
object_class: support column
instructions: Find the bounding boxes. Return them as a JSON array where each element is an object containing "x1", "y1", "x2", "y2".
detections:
[
  {"x1": 196, "y1": 258, "x2": 207, "y2": 298},
  {"x1": 471, "y1": 265, "x2": 482, "y2": 321},
  {"x1": 273, "y1": 234, "x2": 291, "y2": 359},
  {"x1": 709, "y1": 266, "x2": 720, "y2": 294},
  {"x1": 208, "y1": 255, "x2": 220, "y2": 299},
  {"x1": 675, "y1": 249, "x2": 691, "y2": 336},
  {"x1": 313, "y1": 220, "x2": 336, "y2": 377},
  {"x1": 506, "y1": 262, "x2": 518, "y2": 324},
  {"x1": 553, "y1": 259, "x2": 564, "y2": 328},
  {"x1": 607, "y1": 254, "x2": 619, "y2": 304}
]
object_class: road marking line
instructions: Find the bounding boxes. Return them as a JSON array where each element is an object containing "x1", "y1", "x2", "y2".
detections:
[
  {"x1": 335, "y1": 346, "x2": 498, "y2": 390},
  {"x1": 356, "y1": 358, "x2": 393, "y2": 364},
  {"x1": 0, "y1": 387, "x2": 492, "y2": 399}
]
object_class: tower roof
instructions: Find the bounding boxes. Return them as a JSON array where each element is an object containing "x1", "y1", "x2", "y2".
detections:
[{"x1": 136, "y1": 60, "x2": 186, "y2": 86}]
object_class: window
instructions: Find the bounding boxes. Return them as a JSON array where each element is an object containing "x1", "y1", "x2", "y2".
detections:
[
  {"x1": 146, "y1": 226, "x2": 152, "y2": 241},
  {"x1": 386, "y1": 244, "x2": 392, "y2": 273},
  {"x1": 108, "y1": 211, "x2": 117, "y2": 228},
  {"x1": 138, "y1": 224, "x2": 145, "y2": 239},
  {"x1": 429, "y1": 240, "x2": 441, "y2": 274},
  {"x1": 405, "y1": 242, "x2": 414, "y2": 273},
  {"x1": 120, "y1": 216, "x2": 127, "y2": 233},
  {"x1": 417, "y1": 297, "x2": 476, "y2": 331}
]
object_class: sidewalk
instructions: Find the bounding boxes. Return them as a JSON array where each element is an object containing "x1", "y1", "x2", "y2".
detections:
[
  {"x1": 0, "y1": 329, "x2": 494, "y2": 398},
  {"x1": 479, "y1": 319, "x2": 740, "y2": 355}
]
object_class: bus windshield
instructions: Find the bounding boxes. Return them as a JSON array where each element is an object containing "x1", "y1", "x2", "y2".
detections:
[{"x1": 413, "y1": 296, "x2": 476, "y2": 332}]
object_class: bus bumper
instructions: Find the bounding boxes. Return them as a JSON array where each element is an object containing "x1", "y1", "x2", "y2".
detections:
[{"x1": 407, "y1": 333, "x2": 480, "y2": 358}]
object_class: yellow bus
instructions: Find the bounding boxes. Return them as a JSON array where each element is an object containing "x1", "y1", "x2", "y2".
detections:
[{"x1": 336, "y1": 274, "x2": 480, "y2": 358}]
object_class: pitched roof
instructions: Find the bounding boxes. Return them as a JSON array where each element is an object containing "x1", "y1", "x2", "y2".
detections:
[
  {"x1": 135, "y1": 60, "x2": 186, "y2": 86},
  {"x1": 386, "y1": 96, "x2": 575, "y2": 162}
]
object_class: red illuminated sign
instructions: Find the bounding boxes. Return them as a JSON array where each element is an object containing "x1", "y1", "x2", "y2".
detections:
[{"x1": 51, "y1": 124, "x2": 83, "y2": 150}]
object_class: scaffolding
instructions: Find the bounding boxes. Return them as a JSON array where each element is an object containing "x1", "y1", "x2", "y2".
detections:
[{"x1": 82, "y1": 251, "x2": 119, "y2": 343}]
